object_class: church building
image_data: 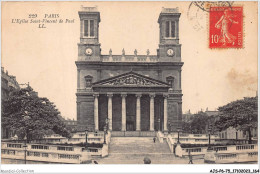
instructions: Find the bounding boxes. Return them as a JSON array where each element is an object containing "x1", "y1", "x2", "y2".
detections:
[{"x1": 76, "y1": 7, "x2": 183, "y2": 134}]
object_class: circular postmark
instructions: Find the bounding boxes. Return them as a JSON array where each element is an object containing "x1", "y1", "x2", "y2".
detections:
[{"x1": 187, "y1": 1, "x2": 234, "y2": 31}]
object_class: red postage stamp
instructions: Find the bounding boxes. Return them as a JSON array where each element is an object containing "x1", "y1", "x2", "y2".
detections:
[{"x1": 209, "y1": 6, "x2": 243, "y2": 48}]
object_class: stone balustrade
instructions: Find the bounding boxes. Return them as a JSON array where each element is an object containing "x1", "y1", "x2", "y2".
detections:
[
  {"x1": 176, "y1": 143, "x2": 258, "y2": 161},
  {"x1": 1, "y1": 137, "x2": 110, "y2": 164},
  {"x1": 102, "y1": 55, "x2": 159, "y2": 62}
]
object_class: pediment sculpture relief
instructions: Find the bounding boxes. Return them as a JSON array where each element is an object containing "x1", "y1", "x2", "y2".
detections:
[{"x1": 103, "y1": 75, "x2": 161, "y2": 86}]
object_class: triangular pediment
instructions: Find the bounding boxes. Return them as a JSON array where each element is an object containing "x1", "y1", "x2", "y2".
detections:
[{"x1": 93, "y1": 72, "x2": 170, "y2": 88}]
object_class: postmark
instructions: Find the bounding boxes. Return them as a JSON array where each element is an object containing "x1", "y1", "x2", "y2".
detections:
[
  {"x1": 209, "y1": 6, "x2": 243, "y2": 48},
  {"x1": 187, "y1": 1, "x2": 234, "y2": 31}
]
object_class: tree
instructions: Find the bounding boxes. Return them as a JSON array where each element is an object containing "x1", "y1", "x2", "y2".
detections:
[
  {"x1": 2, "y1": 86, "x2": 71, "y2": 140},
  {"x1": 182, "y1": 112, "x2": 209, "y2": 134},
  {"x1": 182, "y1": 121, "x2": 192, "y2": 133},
  {"x1": 190, "y1": 112, "x2": 209, "y2": 134},
  {"x1": 215, "y1": 97, "x2": 258, "y2": 144}
]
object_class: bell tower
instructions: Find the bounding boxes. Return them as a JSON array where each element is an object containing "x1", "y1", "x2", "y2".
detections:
[
  {"x1": 78, "y1": 6, "x2": 101, "y2": 61},
  {"x1": 157, "y1": 7, "x2": 181, "y2": 62}
]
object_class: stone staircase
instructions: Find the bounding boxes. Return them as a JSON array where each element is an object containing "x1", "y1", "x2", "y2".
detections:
[{"x1": 95, "y1": 137, "x2": 181, "y2": 164}]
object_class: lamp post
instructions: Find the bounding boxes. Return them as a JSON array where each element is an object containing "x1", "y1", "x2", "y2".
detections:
[
  {"x1": 235, "y1": 116, "x2": 238, "y2": 143},
  {"x1": 23, "y1": 115, "x2": 31, "y2": 164},
  {"x1": 23, "y1": 134, "x2": 28, "y2": 164},
  {"x1": 85, "y1": 129, "x2": 88, "y2": 150},
  {"x1": 208, "y1": 124, "x2": 212, "y2": 150},
  {"x1": 177, "y1": 127, "x2": 181, "y2": 144},
  {"x1": 104, "y1": 126, "x2": 107, "y2": 144}
]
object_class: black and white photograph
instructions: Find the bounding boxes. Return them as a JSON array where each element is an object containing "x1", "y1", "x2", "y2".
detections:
[{"x1": 1, "y1": 1, "x2": 259, "y2": 173}]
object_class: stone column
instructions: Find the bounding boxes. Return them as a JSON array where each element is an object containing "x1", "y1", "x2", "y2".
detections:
[
  {"x1": 136, "y1": 94, "x2": 142, "y2": 131},
  {"x1": 93, "y1": 93, "x2": 99, "y2": 131},
  {"x1": 149, "y1": 93, "x2": 155, "y2": 131},
  {"x1": 107, "y1": 93, "x2": 113, "y2": 131},
  {"x1": 121, "y1": 93, "x2": 127, "y2": 131},
  {"x1": 163, "y1": 94, "x2": 168, "y2": 132}
]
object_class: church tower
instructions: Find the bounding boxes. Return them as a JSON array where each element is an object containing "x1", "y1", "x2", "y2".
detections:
[
  {"x1": 157, "y1": 7, "x2": 181, "y2": 62},
  {"x1": 78, "y1": 6, "x2": 101, "y2": 61}
]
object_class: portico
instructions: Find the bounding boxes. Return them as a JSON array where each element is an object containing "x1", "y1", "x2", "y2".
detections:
[
  {"x1": 93, "y1": 92, "x2": 168, "y2": 132},
  {"x1": 91, "y1": 71, "x2": 170, "y2": 132}
]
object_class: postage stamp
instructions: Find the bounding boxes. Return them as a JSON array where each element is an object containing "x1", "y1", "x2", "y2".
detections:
[{"x1": 209, "y1": 6, "x2": 243, "y2": 48}]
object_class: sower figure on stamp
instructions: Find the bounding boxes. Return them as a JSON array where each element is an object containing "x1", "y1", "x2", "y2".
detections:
[{"x1": 215, "y1": 8, "x2": 239, "y2": 46}]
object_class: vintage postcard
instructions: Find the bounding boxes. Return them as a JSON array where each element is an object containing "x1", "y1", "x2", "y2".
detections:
[{"x1": 1, "y1": 1, "x2": 259, "y2": 174}]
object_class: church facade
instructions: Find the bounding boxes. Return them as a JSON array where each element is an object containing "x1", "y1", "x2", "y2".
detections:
[{"x1": 76, "y1": 7, "x2": 183, "y2": 133}]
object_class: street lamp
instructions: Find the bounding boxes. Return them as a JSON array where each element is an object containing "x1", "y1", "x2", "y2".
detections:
[
  {"x1": 104, "y1": 126, "x2": 107, "y2": 144},
  {"x1": 208, "y1": 124, "x2": 212, "y2": 150},
  {"x1": 23, "y1": 115, "x2": 31, "y2": 164},
  {"x1": 177, "y1": 126, "x2": 181, "y2": 144},
  {"x1": 85, "y1": 129, "x2": 88, "y2": 150},
  {"x1": 23, "y1": 134, "x2": 28, "y2": 164}
]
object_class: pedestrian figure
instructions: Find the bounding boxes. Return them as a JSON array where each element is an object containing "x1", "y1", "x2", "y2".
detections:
[
  {"x1": 188, "y1": 151, "x2": 193, "y2": 164},
  {"x1": 153, "y1": 137, "x2": 156, "y2": 143},
  {"x1": 143, "y1": 157, "x2": 151, "y2": 164}
]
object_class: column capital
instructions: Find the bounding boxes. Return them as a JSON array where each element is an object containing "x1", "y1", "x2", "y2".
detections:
[
  {"x1": 136, "y1": 93, "x2": 142, "y2": 98},
  {"x1": 93, "y1": 93, "x2": 99, "y2": 98},
  {"x1": 107, "y1": 93, "x2": 113, "y2": 98},
  {"x1": 149, "y1": 93, "x2": 156, "y2": 98},
  {"x1": 121, "y1": 93, "x2": 127, "y2": 98}
]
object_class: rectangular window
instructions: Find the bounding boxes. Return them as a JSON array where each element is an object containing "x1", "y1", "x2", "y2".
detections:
[
  {"x1": 31, "y1": 145, "x2": 49, "y2": 150},
  {"x1": 34, "y1": 152, "x2": 40, "y2": 157},
  {"x1": 27, "y1": 152, "x2": 34, "y2": 156},
  {"x1": 84, "y1": 20, "x2": 89, "y2": 37},
  {"x1": 58, "y1": 154, "x2": 79, "y2": 160},
  {"x1": 90, "y1": 20, "x2": 94, "y2": 37},
  {"x1": 57, "y1": 146, "x2": 74, "y2": 151},
  {"x1": 171, "y1": 21, "x2": 176, "y2": 37},
  {"x1": 8, "y1": 150, "x2": 15, "y2": 155},
  {"x1": 7, "y1": 144, "x2": 22, "y2": 148},
  {"x1": 166, "y1": 21, "x2": 170, "y2": 37},
  {"x1": 42, "y1": 153, "x2": 49, "y2": 157}
]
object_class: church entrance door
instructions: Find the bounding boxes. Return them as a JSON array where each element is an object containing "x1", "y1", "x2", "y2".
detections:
[
  {"x1": 126, "y1": 121, "x2": 134, "y2": 131},
  {"x1": 126, "y1": 95, "x2": 136, "y2": 131}
]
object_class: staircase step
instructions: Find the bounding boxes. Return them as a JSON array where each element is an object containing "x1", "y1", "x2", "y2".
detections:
[
  {"x1": 109, "y1": 137, "x2": 171, "y2": 153},
  {"x1": 94, "y1": 137, "x2": 205, "y2": 164}
]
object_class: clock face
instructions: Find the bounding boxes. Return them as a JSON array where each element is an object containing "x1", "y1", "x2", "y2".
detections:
[
  {"x1": 85, "y1": 48, "x2": 93, "y2": 55},
  {"x1": 167, "y1": 48, "x2": 175, "y2": 57}
]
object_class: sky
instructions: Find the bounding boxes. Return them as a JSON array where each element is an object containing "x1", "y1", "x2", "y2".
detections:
[{"x1": 2, "y1": 1, "x2": 258, "y2": 119}]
